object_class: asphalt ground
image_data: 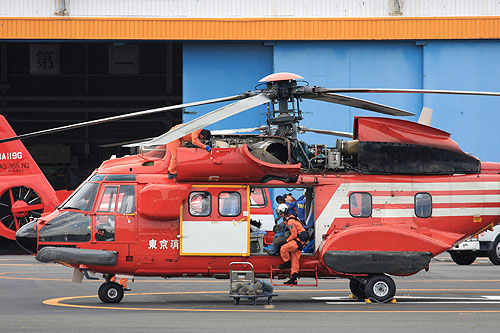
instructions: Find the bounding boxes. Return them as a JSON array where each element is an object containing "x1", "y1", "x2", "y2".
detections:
[{"x1": 1, "y1": 253, "x2": 500, "y2": 332}]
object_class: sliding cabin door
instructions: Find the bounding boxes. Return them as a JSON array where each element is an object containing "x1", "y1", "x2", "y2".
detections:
[{"x1": 180, "y1": 185, "x2": 249, "y2": 256}]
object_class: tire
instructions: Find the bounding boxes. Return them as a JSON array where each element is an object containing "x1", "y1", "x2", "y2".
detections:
[
  {"x1": 98, "y1": 282, "x2": 124, "y2": 303},
  {"x1": 488, "y1": 237, "x2": 500, "y2": 265},
  {"x1": 349, "y1": 279, "x2": 367, "y2": 299},
  {"x1": 364, "y1": 274, "x2": 396, "y2": 303},
  {"x1": 449, "y1": 251, "x2": 476, "y2": 265}
]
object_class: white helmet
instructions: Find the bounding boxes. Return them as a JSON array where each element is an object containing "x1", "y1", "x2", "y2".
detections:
[{"x1": 277, "y1": 203, "x2": 289, "y2": 215}]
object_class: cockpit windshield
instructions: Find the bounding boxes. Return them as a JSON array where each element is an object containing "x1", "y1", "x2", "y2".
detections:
[{"x1": 60, "y1": 182, "x2": 99, "y2": 212}]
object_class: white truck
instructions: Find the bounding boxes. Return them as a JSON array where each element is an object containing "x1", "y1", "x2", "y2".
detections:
[{"x1": 447, "y1": 225, "x2": 500, "y2": 265}]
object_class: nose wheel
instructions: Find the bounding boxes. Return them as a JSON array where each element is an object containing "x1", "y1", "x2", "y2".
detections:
[{"x1": 98, "y1": 281, "x2": 124, "y2": 303}]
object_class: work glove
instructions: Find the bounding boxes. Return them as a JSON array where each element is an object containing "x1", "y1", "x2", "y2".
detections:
[{"x1": 205, "y1": 145, "x2": 212, "y2": 152}]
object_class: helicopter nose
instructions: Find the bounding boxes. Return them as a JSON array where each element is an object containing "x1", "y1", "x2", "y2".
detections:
[{"x1": 16, "y1": 221, "x2": 37, "y2": 254}]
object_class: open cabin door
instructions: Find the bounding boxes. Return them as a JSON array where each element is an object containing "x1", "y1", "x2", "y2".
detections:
[{"x1": 180, "y1": 185, "x2": 249, "y2": 256}]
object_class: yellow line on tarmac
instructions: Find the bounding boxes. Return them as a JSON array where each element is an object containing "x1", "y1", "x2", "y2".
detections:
[
  {"x1": 3, "y1": 272, "x2": 500, "y2": 285},
  {"x1": 43, "y1": 291, "x2": 500, "y2": 313},
  {"x1": 0, "y1": 258, "x2": 33, "y2": 261},
  {"x1": 0, "y1": 276, "x2": 71, "y2": 282},
  {"x1": 0, "y1": 263, "x2": 46, "y2": 266}
]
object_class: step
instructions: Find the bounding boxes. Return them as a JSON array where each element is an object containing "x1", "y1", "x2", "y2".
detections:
[{"x1": 269, "y1": 265, "x2": 318, "y2": 287}]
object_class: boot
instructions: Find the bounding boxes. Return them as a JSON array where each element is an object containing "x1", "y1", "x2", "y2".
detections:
[
  {"x1": 278, "y1": 261, "x2": 291, "y2": 269},
  {"x1": 284, "y1": 273, "x2": 299, "y2": 285}
]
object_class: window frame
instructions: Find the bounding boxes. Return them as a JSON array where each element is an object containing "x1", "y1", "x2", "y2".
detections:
[
  {"x1": 218, "y1": 191, "x2": 242, "y2": 217},
  {"x1": 414, "y1": 192, "x2": 432, "y2": 218},
  {"x1": 249, "y1": 187, "x2": 267, "y2": 208},
  {"x1": 349, "y1": 192, "x2": 372, "y2": 218},
  {"x1": 188, "y1": 191, "x2": 212, "y2": 217}
]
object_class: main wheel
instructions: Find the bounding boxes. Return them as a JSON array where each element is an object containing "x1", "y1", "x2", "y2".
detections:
[
  {"x1": 98, "y1": 282, "x2": 124, "y2": 303},
  {"x1": 449, "y1": 251, "x2": 476, "y2": 265},
  {"x1": 349, "y1": 278, "x2": 367, "y2": 299},
  {"x1": 364, "y1": 274, "x2": 396, "y2": 303},
  {"x1": 488, "y1": 237, "x2": 500, "y2": 265}
]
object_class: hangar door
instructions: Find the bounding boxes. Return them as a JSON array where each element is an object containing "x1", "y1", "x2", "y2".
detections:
[
  {"x1": 182, "y1": 42, "x2": 273, "y2": 130},
  {"x1": 0, "y1": 41, "x2": 183, "y2": 189}
]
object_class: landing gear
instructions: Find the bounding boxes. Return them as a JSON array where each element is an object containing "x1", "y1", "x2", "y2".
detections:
[
  {"x1": 98, "y1": 281, "x2": 124, "y2": 303},
  {"x1": 98, "y1": 275, "x2": 125, "y2": 303},
  {"x1": 364, "y1": 274, "x2": 396, "y2": 303},
  {"x1": 348, "y1": 278, "x2": 367, "y2": 299}
]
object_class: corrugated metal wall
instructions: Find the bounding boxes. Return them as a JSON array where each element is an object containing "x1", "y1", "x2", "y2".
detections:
[{"x1": 3, "y1": 0, "x2": 500, "y2": 18}]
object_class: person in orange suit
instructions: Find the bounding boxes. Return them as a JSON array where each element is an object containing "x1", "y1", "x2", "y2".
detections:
[
  {"x1": 167, "y1": 124, "x2": 212, "y2": 179},
  {"x1": 276, "y1": 203, "x2": 306, "y2": 285}
]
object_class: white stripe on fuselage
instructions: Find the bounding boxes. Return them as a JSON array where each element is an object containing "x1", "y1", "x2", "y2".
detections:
[{"x1": 314, "y1": 181, "x2": 500, "y2": 252}]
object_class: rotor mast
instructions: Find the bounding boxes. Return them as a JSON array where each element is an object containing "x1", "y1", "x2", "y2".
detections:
[{"x1": 260, "y1": 73, "x2": 304, "y2": 139}]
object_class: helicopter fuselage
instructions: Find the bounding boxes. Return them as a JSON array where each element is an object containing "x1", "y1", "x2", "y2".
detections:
[{"x1": 17, "y1": 144, "x2": 500, "y2": 280}]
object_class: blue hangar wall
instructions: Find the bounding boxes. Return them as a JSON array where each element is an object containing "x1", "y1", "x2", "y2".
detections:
[{"x1": 183, "y1": 41, "x2": 500, "y2": 162}]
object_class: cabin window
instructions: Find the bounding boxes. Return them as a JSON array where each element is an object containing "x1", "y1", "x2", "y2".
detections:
[
  {"x1": 349, "y1": 192, "x2": 372, "y2": 217},
  {"x1": 415, "y1": 192, "x2": 432, "y2": 218},
  {"x1": 250, "y1": 188, "x2": 267, "y2": 208},
  {"x1": 219, "y1": 192, "x2": 241, "y2": 217},
  {"x1": 189, "y1": 191, "x2": 211, "y2": 216}
]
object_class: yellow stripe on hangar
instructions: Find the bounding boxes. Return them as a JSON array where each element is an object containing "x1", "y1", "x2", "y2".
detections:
[{"x1": 1, "y1": 16, "x2": 500, "y2": 40}]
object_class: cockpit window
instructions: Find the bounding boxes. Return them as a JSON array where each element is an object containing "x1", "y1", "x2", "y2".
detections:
[
  {"x1": 89, "y1": 174, "x2": 107, "y2": 181},
  {"x1": 39, "y1": 211, "x2": 91, "y2": 242},
  {"x1": 60, "y1": 182, "x2": 99, "y2": 212},
  {"x1": 98, "y1": 186, "x2": 118, "y2": 212},
  {"x1": 105, "y1": 174, "x2": 137, "y2": 181}
]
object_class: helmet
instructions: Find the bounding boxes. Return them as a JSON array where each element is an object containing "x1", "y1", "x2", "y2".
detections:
[{"x1": 276, "y1": 203, "x2": 289, "y2": 215}]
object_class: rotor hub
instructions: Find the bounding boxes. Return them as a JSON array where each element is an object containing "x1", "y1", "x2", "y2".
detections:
[{"x1": 12, "y1": 200, "x2": 30, "y2": 218}]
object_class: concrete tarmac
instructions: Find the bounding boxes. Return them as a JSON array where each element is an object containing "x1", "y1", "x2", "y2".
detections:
[{"x1": 1, "y1": 253, "x2": 500, "y2": 332}]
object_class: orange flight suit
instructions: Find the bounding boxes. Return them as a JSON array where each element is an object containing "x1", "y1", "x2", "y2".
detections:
[
  {"x1": 280, "y1": 215, "x2": 306, "y2": 276},
  {"x1": 167, "y1": 125, "x2": 206, "y2": 174}
]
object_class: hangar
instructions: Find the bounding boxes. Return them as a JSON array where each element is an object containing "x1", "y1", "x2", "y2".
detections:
[{"x1": 1, "y1": 0, "x2": 500, "y2": 189}]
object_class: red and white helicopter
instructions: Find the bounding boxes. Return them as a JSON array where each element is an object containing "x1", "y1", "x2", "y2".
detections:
[
  {"x1": 9, "y1": 72, "x2": 500, "y2": 303},
  {"x1": 0, "y1": 118, "x2": 72, "y2": 241}
]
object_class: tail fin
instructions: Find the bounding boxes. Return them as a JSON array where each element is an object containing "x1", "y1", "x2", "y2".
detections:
[{"x1": 0, "y1": 115, "x2": 61, "y2": 240}]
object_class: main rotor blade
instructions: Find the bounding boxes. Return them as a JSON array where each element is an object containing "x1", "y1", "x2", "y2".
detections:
[
  {"x1": 144, "y1": 93, "x2": 272, "y2": 146},
  {"x1": 211, "y1": 126, "x2": 267, "y2": 135},
  {"x1": 304, "y1": 93, "x2": 414, "y2": 116},
  {"x1": 0, "y1": 94, "x2": 247, "y2": 144},
  {"x1": 298, "y1": 126, "x2": 353, "y2": 138},
  {"x1": 418, "y1": 107, "x2": 433, "y2": 126},
  {"x1": 315, "y1": 87, "x2": 500, "y2": 96}
]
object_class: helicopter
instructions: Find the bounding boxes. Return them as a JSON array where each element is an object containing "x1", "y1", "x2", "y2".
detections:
[
  {"x1": 0, "y1": 116, "x2": 72, "y2": 241},
  {"x1": 12, "y1": 72, "x2": 500, "y2": 304}
]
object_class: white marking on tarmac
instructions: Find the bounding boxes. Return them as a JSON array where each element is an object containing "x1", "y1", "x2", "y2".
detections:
[{"x1": 312, "y1": 295, "x2": 500, "y2": 304}]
